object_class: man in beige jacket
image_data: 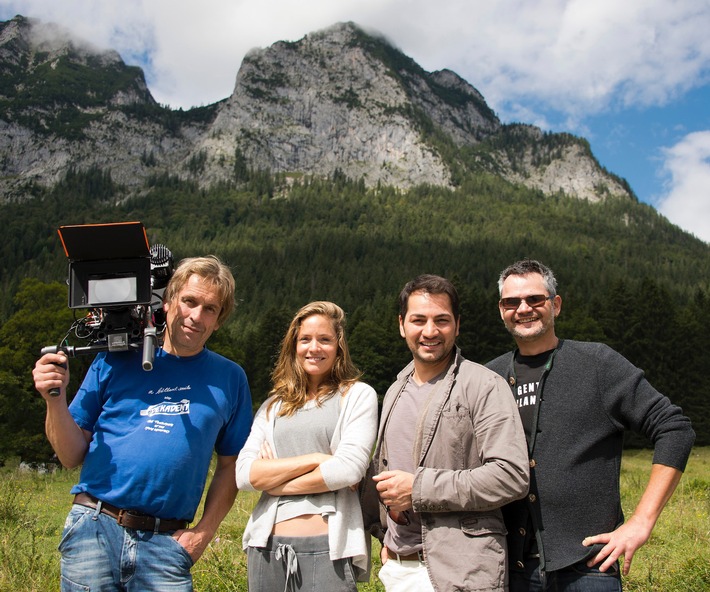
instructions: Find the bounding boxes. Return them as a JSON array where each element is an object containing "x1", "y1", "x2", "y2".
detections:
[{"x1": 366, "y1": 274, "x2": 529, "y2": 591}]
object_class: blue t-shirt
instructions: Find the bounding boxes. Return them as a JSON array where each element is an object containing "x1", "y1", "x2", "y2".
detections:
[{"x1": 69, "y1": 347, "x2": 252, "y2": 521}]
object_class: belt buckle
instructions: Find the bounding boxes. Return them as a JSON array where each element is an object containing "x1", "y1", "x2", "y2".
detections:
[
  {"x1": 116, "y1": 509, "x2": 130, "y2": 527},
  {"x1": 116, "y1": 509, "x2": 146, "y2": 528}
]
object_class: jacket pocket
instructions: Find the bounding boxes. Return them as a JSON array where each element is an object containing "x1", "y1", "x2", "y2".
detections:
[
  {"x1": 426, "y1": 513, "x2": 507, "y2": 590},
  {"x1": 460, "y1": 513, "x2": 508, "y2": 537}
]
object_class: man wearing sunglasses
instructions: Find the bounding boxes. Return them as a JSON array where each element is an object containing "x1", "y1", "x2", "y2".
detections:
[
  {"x1": 364, "y1": 274, "x2": 530, "y2": 591},
  {"x1": 486, "y1": 259, "x2": 695, "y2": 591}
]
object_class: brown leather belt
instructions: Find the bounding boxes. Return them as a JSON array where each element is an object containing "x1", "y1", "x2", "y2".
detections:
[
  {"x1": 386, "y1": 547, "x2": 425, "y2": 562},
  {"x1": 74, "y1": 492, "x2": 188, "y2": 533}
]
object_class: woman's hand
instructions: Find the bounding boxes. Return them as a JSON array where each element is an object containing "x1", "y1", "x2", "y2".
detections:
[{"x1": 258, "y1": 440, "x2": 275, "y2": 459}]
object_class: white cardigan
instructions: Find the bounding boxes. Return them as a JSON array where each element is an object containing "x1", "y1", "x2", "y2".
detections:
[{"x1": 236, "y1": 381, "x2": 378, "y2": 577}]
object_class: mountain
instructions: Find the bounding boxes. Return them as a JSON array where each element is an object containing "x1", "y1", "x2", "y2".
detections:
[
  {"x1": 0, "y1": 15, "x2": 211, "y2": 199},
  {"x1": 0, "y1": 15, "x2": 630, "y2": 202},
  {"x1": 2, "y1": 15, "x2": 709, "y2": 453}
]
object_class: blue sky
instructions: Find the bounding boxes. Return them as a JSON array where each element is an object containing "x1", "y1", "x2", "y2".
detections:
[{"x1": 2, "y1": 0, "x2": 709, "y2": 242}]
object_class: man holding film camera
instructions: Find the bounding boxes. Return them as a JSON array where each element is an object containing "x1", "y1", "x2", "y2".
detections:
[{"x1": 33, "y1": 255, "x2": 252, "y2": 591}]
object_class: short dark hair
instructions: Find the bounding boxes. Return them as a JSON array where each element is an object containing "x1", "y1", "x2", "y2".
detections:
[
  {"x1": 497, "y1": 259, "x2": 557, "y2": 297},
  {"x1": 399, "y1": 274, "x2": 460, "y2": 320}
]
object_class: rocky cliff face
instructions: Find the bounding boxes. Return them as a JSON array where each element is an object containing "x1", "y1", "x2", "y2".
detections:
[
  {"x1": 0, "y1": 16, "x2": 207, "y2": 197},
  {"x1": 202, "y1": 23, "x2": 500, "y2": 188},
  {"x1": 0, "y1": 15, "x2": 632, "y2": 202}
]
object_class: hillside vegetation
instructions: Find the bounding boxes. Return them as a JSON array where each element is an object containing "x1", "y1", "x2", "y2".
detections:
[
  {"x1": 0, "y1": 169, "x2": 708, "y2": 463},
  {"x1": 1, "y1": 29, "x2": 706, "y2": 592}
]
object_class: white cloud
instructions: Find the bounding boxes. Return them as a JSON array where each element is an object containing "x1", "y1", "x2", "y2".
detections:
[
  {"x1": 657, "y1": 131, "x2": 710, "y2": 243},
  {"x1": 2, "y1": 0, "x2": 709, "y2": 115}
]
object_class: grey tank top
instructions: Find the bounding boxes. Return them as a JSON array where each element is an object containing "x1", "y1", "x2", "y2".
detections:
[{"x1": 273, "y1": 393, "x2": 340, "y2": 523}]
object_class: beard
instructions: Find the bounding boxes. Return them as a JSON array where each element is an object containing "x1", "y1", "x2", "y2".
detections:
[
  {"x1": 408, "y1": 338, "x2": 455, "y2": 367},
  {"x1": 505, "y1": 314, "x2": 555, "y2": 342}
]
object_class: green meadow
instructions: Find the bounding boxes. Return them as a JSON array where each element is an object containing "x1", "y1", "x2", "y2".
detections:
[{"x1": 1, "y1": 448, "x2": 708, "y2": 591}]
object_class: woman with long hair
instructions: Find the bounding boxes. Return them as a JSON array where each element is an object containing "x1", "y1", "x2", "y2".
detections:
[{"x1": 236, "y1": 301, "x2": 378, "y2": 591}]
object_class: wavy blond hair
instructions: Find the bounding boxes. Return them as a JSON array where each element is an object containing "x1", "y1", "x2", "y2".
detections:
[{"x1": 267, "y1": 301, "x2": 361, "y2": 418}]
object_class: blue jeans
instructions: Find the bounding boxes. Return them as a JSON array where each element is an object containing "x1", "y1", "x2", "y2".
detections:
[
  {"x1": 510, "y1": 557, "x2": 622, "y2": 592},
  {"x1": 58, "y1": 504, "x2": 194, "y2": 591}
]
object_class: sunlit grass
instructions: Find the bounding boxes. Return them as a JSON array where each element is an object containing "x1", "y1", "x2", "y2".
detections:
[
  {"x1": 1, "y1": 448, "x2": 708, "y2": 591},
  {"x1": 619, "y1": 448, "x2": 710, "y2": 591}
]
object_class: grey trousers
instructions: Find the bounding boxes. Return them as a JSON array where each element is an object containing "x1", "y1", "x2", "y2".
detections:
[{"x1": 247, "y1": 534, "x2": 357, "y2": 592}]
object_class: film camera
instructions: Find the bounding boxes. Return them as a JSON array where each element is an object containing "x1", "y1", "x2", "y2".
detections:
[{"x1": 41, "y1": 222, "x2": 174, "y2": 391}]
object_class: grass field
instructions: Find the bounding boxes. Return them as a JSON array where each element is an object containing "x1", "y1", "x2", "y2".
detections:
[{"x1": 1, "y1": 448, "x2": 708, "y2": 591}]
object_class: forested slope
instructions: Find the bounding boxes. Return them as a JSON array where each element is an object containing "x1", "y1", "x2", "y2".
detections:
[{"x1": 1, "y1": 169, "x2": 708, "y2": 462}]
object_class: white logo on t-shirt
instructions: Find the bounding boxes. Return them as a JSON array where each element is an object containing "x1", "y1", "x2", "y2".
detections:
[{"x1": 140, "y1": 399, "x2": 190, "y2": 417}]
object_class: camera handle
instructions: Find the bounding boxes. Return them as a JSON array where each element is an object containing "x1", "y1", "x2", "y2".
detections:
[
  {"x1": 41, "y1": 344, "x2": 110, "y2": 397},
  {"x1": 42, "y1": 354, "x2": 67, "y2": 397},
  {"x1": 41, "y1": 329, "x2": 158, "y2": 396},
  {"x1": 142, "y1": 324, "x2": 158, "y2": 371}
]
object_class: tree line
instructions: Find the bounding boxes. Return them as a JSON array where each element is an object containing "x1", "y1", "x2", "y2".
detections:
[{"x1": 0, "y1": 169, "x2": 708, "y2": 463}]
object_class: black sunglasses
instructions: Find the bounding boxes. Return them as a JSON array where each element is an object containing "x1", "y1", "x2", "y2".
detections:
[{"x1": 499, "y1": 294, "x2": 554, "y2": 310}]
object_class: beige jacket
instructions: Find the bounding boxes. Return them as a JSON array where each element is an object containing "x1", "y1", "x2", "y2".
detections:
[{"x1": 364, "y1": 349, "x2": 529, "y2": 591}]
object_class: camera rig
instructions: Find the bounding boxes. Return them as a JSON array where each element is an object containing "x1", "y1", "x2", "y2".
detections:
[{"x1": 41, "y1": 222, "x2": 174, "y2": 389}]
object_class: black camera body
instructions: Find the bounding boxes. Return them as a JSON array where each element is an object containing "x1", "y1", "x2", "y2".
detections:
[{"x1": 42, "y1": 222, "x2": 174, "y2": 386}]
